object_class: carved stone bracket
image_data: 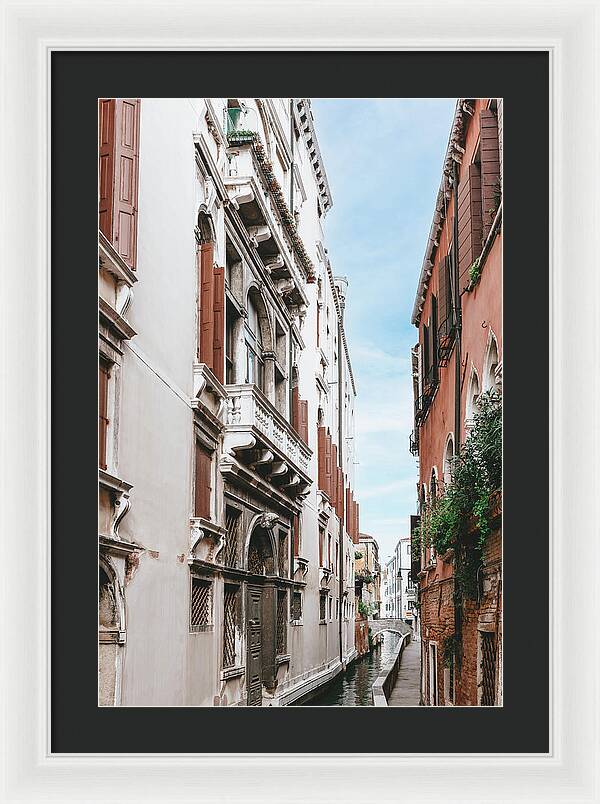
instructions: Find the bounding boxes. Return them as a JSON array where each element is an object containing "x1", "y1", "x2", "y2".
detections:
[
  {"x1": 99, "y1": 471, "x2": 134, "y2": 542},
  {"x1": 294, "y1": 556, "x2": 309, "y2": 579},
  {"x1": 189, "y1": 517, "x2": 227, "y2": 563},
  {"x1": 319, "y1": 566, "x2": 333, "y2": 588},
  {"x1": 256, "y1": 511, "x2": 279, "y2": 530}
]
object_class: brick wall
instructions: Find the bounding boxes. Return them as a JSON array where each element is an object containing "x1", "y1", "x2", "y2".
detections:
[{"x1": 420, "y1": 522, "x2": 502, "y2": 706}]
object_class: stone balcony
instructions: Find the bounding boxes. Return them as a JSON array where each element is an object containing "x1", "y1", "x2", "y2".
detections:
[{"x1": 221, "y1": 383, "x2": 312, "y2": 498}]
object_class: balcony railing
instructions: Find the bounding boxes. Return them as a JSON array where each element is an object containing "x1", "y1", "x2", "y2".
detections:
[{"x1": 223, "y1": 383, "x2": 312, "y2": 490}]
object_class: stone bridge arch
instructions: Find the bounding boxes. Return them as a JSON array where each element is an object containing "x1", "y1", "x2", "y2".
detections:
[{"x1": 368, "y1": 618, "x2": 411, "y2": 637}]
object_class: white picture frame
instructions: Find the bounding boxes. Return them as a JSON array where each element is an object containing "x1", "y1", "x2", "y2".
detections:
[{"x1": 1, "y1": 1, "x2": 598, "y2": 801}]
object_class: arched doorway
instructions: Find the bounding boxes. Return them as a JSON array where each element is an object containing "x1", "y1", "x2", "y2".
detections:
[{"x1": 246, "y1": 524, "x2": 277, "y2": 706}]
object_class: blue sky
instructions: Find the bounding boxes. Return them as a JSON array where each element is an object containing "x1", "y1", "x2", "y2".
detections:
[{"x1": 312, "y1": 98, "x2": 456, "y2": 564}]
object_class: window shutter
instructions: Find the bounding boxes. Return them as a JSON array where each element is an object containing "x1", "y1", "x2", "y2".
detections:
[
  {"x1": 99, "y1": 360, "x2": 110, "y2": 470},
  {"x1": 430, "y1": 295, "x2": 438, "y2": 381},
  {"x1": 316, "y1": 304, "x2": 320, "y2": 347},
  {"x1": 319, "y1": 529, "x2": 323, "y2": 566},
  {"x1": 346, "y1": 487, "x2": 351, "y2": 531},
  {"x1": 212, "y1": 266, "x2": 225, "y2": 383},
  {"x1": 331, "y1": 443, "x2": 338, "y2": 509},
  {"x1": 98, "y1": 99, "x2": 115, "y2": 241},
  {"x1": 194, "y1": 441, "x2": 212, "y2": 519},
  {"x1": 112, "y1": 99, "x2": 140, "y2": 269},
  {"x1": 437, "y1": 257, "x2": 454, "y2": 343},
  {"x1": 422, "y1": 324, "x2": 430, "y2": 383},
  {"x1": 291, "y1": 386, "x2": 300, "y2": 433},
  {"x1": 199, "y1": 242, "x2": 214, "y2": 364},
  {"x1": 457, "y1": 162, "x2": 482, "y2": 292},
  {"x1": 325, "y1": 433, "x2": 333, "y2": 499},
  {"x1": 299, "y1": 399, "x2": 309, "y2": 444},
  {"x1": 355, "y1": 502, "x2": 360, "y2": 543},
  {"x1": 338, "y1": 470, "x2": 345, "y2": 519},
  {"x1": 480, "y1": 109, "x2": 500, "y2": 240},
  {"x1": 318, "y1": 426, "x2": 327, "y2": 490}
]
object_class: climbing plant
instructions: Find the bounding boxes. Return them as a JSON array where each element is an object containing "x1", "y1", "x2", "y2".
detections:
[{"x1": 416, "y1": 390, "x2": 502, "y2": 600}]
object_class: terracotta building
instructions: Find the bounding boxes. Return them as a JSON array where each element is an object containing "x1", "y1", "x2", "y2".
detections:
[
  {"x1": 98, "y1": 98, "x2": 359, "y2": 706},
  {"x1": 409, "y1": 98, "x2": 502, "y2": 706}
]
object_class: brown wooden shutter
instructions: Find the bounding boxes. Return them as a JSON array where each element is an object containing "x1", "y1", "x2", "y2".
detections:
[
  {"x1": 113, "y1": 99, "x2": 140, "y2": 269},
  {"x1": 299, "y1": 399, "x2": 309, "y2": 444},
  {"x1": 338, "y1": 471, "x2": 345, "y2": 519},
  {"x1": 480, "y1": 109, "x2": 500, "y2": 240},
  {"x1": 212, "y1": 266, "x2": 225, "y2": 383},
  {"x1": 319, "y1": 528, "x2": 323, "y2": 566},
  {"x1": 331, "y1": 444, "x2": 338, "y2": 509},
  {"x1": 346, "y1": 487, "x2": 352, "y2": 531},
  {"x1": 355, "y1": 502, "x2": 360, "y2": 544},
  {"x1": 437, "y1": 257, "x2": 453, "y2": 341},
  {"x1": 293, "y1": 515, "x2": 299, "y2": 557},
  {"x1": 422, "y1": 324, "x2": 430, "y2": 382},
  {"x1": 194, "y1": 441, "x2": 212, "y2": 519},
  {"x1": 98, "y1": 99, "x2": 115, "y2": 240},
  {"x1": 325, "y1": 433, "x2": 333, "y2": 499},
  {"x1": 99, "y1": 359, "x2": 110, "y2": 470},
  {"x1": 199, "y1": 242, "x2": 214, "y2": 364},
  {"x1": 457, "y1": 162, "x2": 482, "y2": 292},
  {"x1": 318, "y1": 426, "x2": 327, "y2": 490},
  {"x1": 291, "y1": 386, "x2": 300, "y2": 433},
  {"x1": 430, "y1": 295, "x2": 438, "y2": 381}
]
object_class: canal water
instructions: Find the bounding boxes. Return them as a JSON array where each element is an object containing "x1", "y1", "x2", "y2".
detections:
[{"x1": 301, "y1": 631, "x2": 402, "y2": 706}]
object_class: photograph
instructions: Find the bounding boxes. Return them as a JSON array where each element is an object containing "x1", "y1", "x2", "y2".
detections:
[{"x1": 98, "y1": 96, "x2": 503, "y2": 708}]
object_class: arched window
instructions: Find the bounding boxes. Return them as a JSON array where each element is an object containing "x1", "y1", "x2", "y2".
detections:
[
  {"x1": 483, "y1": 332, "x2": 501, "y2": 393},
  {"x1": 245, "y1": 292, "x2": 264, "y2": 391},
  {"x1": 443, "y1": 434, "x2": 455, "y2": 486},
  {"x1": 466, "y1": 368, "x2": 480, "y2": 428}
]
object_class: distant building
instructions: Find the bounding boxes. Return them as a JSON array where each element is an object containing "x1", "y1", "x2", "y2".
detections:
[{"x1": 355, "y1": 533, "x2": 381, "y2": 618}]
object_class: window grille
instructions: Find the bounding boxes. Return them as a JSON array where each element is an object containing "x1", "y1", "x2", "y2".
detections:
[
  {"x1": 223, "y1": 508, "x2": 241, "y2": 568},
  {"x1": 190, "y1": 577, "x2": 212, "y2": 631},
  {"x1": 480, "y1": 631, "x2": 497, "y2": 705},
  {"x1": 291, "y1": 591, "x2": 302, "y2": 621},
  {"x1": 278, "y1": 531, "x2": 288, "y2": 577},
  {"x1": 276, "y1": 591, "x2": 287, "y2": 655},
  {"x1": 222, "y1": 585, "x2": 238, "y2": 667},
  {"x1": 319, "y1": 593, "x2": 327, "y2": 621}
]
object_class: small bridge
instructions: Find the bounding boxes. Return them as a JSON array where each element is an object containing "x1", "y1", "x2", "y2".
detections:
[{"x1": 368, "y1": 618, "x2": 411, "y2": 637}]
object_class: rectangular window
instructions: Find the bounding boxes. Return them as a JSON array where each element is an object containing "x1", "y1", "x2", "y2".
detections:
[
  {"x1": 194, "y1": 441, "x2": 212, "y2": 519},
  {"x1": 328, "y1": 597, "x2": 333, "y2": 621},
  {"x1": 291, "y1": 591, "x2": 302, "y2": 622},
  {"x1": 278, "y1": 530, "x2": 288, "y2": 577},
  {"x1": 222, "y1": 584, "x2": 239, "y2": 667},
  {"x1": 223, "y1": 507, "x2": 241, "y2": 568},
  {"x1": 99, "y1": 358, "x2": 111, "y2": 470},
  {"x1": 190, "y1": 577, "x2": 212, "y2": 631},
  {"x1": 319, "y1": 593, "x2": 327, "y2": 622},
  {"x1": 293, "y1": 514, "x2": 300, "y2": 558},
  {"x1": 276, "y1": 590, "x2": 287, "y2": 655},
  {"x1": 479, "y1": 631, "x2": 498, "y2": 706}
]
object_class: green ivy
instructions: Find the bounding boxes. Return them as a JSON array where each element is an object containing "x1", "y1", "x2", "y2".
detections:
[
  {"x1": 469, "y1": 257, "x2": 482, "y2": 287},
  {"x1": 420, "y1": 390, "x2": 501, "y2": 601}
]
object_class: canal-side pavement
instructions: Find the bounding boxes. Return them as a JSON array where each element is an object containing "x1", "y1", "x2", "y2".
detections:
[{"x1": 387, "y1": 639, "x2": 421, "y2": 706}]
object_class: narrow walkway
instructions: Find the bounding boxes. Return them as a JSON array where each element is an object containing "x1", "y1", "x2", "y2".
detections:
[{"x1": 387, "y1": 639, "x2": 421, "y2": 706}]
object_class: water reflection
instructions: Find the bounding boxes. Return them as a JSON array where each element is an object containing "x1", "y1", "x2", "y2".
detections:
[{"x1": 302, "y1": 631, "x2": 402, "y2": 707}]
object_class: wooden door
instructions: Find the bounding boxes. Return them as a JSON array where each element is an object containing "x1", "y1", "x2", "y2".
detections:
[{"x1": 246, "y1": 585, "x2": 263, "y2": 706}]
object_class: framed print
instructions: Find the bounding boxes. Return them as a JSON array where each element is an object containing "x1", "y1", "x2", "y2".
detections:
[{"x1": 1, "y1": 1, "x2": 598, "y2": 802}]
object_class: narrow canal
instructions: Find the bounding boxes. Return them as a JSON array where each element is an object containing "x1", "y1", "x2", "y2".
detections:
[{"x1": 300, "y1": 631, "x2": 401, "y2": 706}]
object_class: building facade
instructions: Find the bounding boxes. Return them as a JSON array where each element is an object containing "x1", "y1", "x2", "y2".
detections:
[
  {"x1": 355, "y1": 533, "x2": 381, "y2": 618},
  {"x1": 98, "y1": 97, "x2": 360, "y2": 707},
  {"x1": 409, "y1": 98, "x2": 502, "y2": 706}
]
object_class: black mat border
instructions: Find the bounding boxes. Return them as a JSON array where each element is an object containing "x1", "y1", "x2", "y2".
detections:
[{"x1": 51, "y1": 50, "x2": 549, "y2": 754}]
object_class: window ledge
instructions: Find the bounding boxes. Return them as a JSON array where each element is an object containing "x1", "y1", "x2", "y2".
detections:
[
  {"x1": 189, "y1": 518, "x2": 227, "y2": 562},
  {"x1": 291, "y1": 619, "x2": 303, "y2": 627},
  {"x1": 276, "y1": 654, "x2": 291, "y2": 665}
]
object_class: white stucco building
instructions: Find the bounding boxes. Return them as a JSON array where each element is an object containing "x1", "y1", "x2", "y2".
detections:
[{"x1": 98, "y1": 98, "x2": 359, "y2": 706}]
